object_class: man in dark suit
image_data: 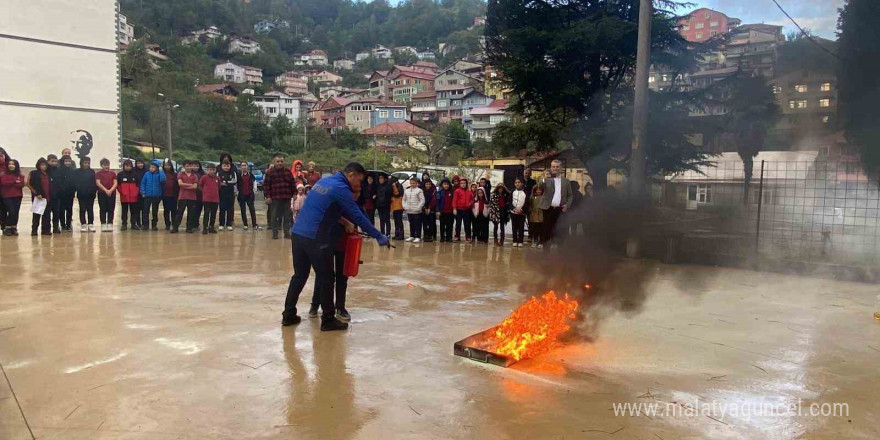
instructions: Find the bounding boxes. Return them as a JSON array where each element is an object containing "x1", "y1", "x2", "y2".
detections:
[{"x1": 538, "y1": 159, "x2": 572, "y2": 245}]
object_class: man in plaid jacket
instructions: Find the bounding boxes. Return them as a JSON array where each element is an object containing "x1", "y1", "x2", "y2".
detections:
[{"x1": 263, "y1": 154, "x2": 296, "y2": 239}]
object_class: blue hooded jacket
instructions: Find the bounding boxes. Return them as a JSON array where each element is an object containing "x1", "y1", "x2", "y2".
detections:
[
  {"x1": 292, "y1": 172, "x2": 386, "y2": 245},
  {"x1": 139, "y1": 169, "x2": 166, "y2": 198}
]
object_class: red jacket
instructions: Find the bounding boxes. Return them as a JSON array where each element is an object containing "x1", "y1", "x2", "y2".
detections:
[
  {"x1": 116, "y1": 170, "x2": 140, "y2": 203},
  {"x1": 0, "y1": 172, "x2": 25, "y2": 198},
  {"x1": 453, "y1": 187, "x2": 474, "y2": 210},
  {"x1": 199, "y1": 174, "x2": 221, "y2": 203}
]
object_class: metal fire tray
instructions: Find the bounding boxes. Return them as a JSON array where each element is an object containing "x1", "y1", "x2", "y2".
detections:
[{"x1": 454, "y1": 326, "x2": 517, "y2": 368}]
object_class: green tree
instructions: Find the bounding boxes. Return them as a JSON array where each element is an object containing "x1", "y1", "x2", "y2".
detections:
[
  {"x1": 838, "y1": 0, "x2": 880, "y2": 172},
  {"x1": 121, "y1": 40, "x2": 154, "y2": 84}
]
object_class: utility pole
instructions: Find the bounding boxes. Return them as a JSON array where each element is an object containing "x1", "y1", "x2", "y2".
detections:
[
  {"x1": 303, "y1": 114, "x2": 308, "y2": 153},
  {"x1": 166, "y1": 103, "x2": 174, "y2": 161},
  {"x1": 629, "y1": 0, "x2": 652, "y2": 200},
  {"x1": 373, "y1": 133, "x2": 377, "y2": 169}
]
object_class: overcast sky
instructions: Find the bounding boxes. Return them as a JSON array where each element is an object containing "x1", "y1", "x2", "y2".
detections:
[{"x1": 686, "y1": 0, "x2": 844, "y2": 39}]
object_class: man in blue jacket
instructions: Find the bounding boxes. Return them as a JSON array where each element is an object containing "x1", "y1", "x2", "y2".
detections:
[
  {"x1": 139, "y1": 162, "x2": 166, "y2": 231},
  {"x1": 283, "y1": 162, "x2": 390, "y2": 331}
]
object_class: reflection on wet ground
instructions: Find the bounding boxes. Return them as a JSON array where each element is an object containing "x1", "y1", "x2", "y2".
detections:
[{"x1": 1, "y1": 231, "x2": 879, "y2": 439}]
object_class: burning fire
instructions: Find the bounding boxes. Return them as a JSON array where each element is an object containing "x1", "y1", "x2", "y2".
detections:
[{"x1": 490, "y1": 291, "x2": 579, "y2": 361}]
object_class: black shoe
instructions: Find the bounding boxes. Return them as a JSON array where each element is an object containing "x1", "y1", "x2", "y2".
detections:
[
  {"x1": 121, "y1": 225, "x2": 128, "y2": 231},
  {"x1": 11, "y1": 228, "x2": 18, "y2": 236},
  {"x1": 284, "y1": 232, "x2": 291, "y2": 239},
  {"x1": 308, "y1": 304, "x2": 319, "y2": 318},
  {"x1": 131, "y1": 225, "x2": 141, "y2": 231},
  {"x1": 152, "y1": 225, "x2": 158, "y2": 231},
  {"x1": 282, "y1": 315, "x2": 302, "y2": 326},
  {"x1": 64, "y1": 226, "x2": 73, "y2": 232},
  {"x1": 186, "y1": 228, "x2": 196, "y2": 234},
  {"x1": 202, "y1": 229, "x2": 208, "y2": 235},
  {"x1": 321, "y1": 316, "x2": 349, "y2": 331},
  {"x1": 31, "y1": 230, "x2": 38, "y2": 236},
  {"x1": 170, "y1": 228, "x2": 179, "y2": 234},
  {"x1": 209, "y1": 228, "x2": 218, "y2": 234},
  {"x1": 53, "y1": 227, "x2": 61, "y2": 234},
  {"x1": 272, "y1": 230, "x2": 279, "y2": 239},
  {"x1": 165, "y1": 224, "x2": 171, "y2": 231},
  {"x1": 42, "y1": 231, "x2": 52, "y2": 236},
  {"x1": 336, "y1": 309, "x2": 351, "y2": 322}
]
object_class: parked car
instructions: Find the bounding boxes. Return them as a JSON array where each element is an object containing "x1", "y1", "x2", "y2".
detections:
[
  {"x1": 390, "y1": 170, "x2": 437, "y2": 186},
  {"x1": 252, "y1": 167, "x2": 264, "y2": 191}
]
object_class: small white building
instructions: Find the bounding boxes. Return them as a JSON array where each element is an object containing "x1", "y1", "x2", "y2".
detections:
[
  {"x1": 182, "y1": 26, "x2": 222, "y2": 44},
  {"x1": 254, "y1": 19, "x2": 289, "y2": 34},
  {"x1": 372, "y1": 44, "x2": 392, "y2": 59},
  {"x1": 118, "y1": 13, "x2": 134, "y2": 45},
  {"x1": 253, "y1": 91, "x2": 301, "y2": 121},
  {"x1": 333, "y1": 59, "x2": 354, "y2": 70},
  {"x1": 214, "y1": 61, "x2": 262, "y2": 85},
  {"x1": 416, "y1": 49, "x2": 435, "y2": 60},
  {"x1": 394, "y1": 46, "x2": 418, "y2": 56},
  {"x1": 355, "y1": 51, "x2": 371, "y2": 62},
  {"x1": 228, "y1": 36, "x2": 261, "y2": 55},
  {"x1": 294, "y1": 49, "x2": 328, "y2": 67}
]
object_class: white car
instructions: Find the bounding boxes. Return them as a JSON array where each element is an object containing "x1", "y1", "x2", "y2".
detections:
[{"x1": 390, "y1": 171, "x2": 437, "y2": 187}]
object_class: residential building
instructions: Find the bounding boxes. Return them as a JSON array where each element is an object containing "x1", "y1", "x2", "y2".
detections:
[
  {"x1": 371, "y1": 102, "x2": 409, "y2": 128},
  {"x1": 369, "y1": 71, "x2": 390, "y2": 98},
  {"x1": 410, "y1": 91, "x2": 438, "y2": 123},
  {"x1": 386, "y1": 65, "x2": 436, "y2": 104},
  {"x1": 372, "y1": 44, "x2": 392, "y2": 59},
  {"x1": 318, "y1": 97, "x2": 352, "y2": 134},
  {"x1": 678, "y1": 8, "x2": 741, "y2": 43},
  {"x1": 182, "y1": 26, "x2": 222, "y2": 44},
  {"x1": 341, "y1": 89, "x2": 371, "y2": 100},
  {"x1": 118, "y1": 13, "x2": 134, "y2": 45},
  {"x1": 244, "y1": 66, "x2": 263, "y2": 85},
  {"x1": 306, "y1": 70, "x2": 343, "y2": 85},
  {"x1": 771, "y1": 70, "x2": 838, "y2": 149},
  {"x1": 466, "y1": 99, "x2": 510, "y2": 141},
  {"x1": 362, "y1": 121, "x2": 432, "y2": 154},
  {"x1": 434, "y1": 69, "x2": 485, "y2": 122},
  {"x1": 459, "y1": 90, "x2": 493, "y2": 121},
  {"x1": 333, "y1": 59, "x2": 355, "y2": 70},
  {"x1": 447, "y1": 59, "x2": 484, "y2": 79},
  {"x1": 254, "y1": 19, "x2": 289, "y2": 34},
  {"x1": 294, "y1": 49, "x2": 328, "y2": 67},
  {"x1": 344, "y1": 99, "x2": 407, "y2": 131},
  {"x1": 394, "y1": 46, "x2": 419, "y2": 57},
  {"x1": 484, "y1": 65, "x2": 511, "y2": 99},
  {"x1": 275, "y1": 71, "x2": 309, "y2": 96},
  {"x1": 413, "y1": 60, "x2": 441, "y2": 73},
  {"x1": 214, "y1": 61, "x2": 262, "y2": 85},
  {"x1": 253, "y1": 91, "x2": 300, "y2": 121},
  {"x1": 195, "y1": 83, "x2": 239, "y2": 101},
  {"x1": 355, "y1": 51, "x2": 371, "y2": 62},
  {"x1": 228, "y1": 36, "x2": 261, "y2": 55},
  {"x1": 320, "y1": 85, "x2": 363, "y2": 100},
  {"x1": 145, "y1": 44, "x2": 168, "y2": 69},
  {"x1": 724, "y1": 24, "x2": 784, "y2": 78},
  {"x1": 471, "y1": 16, "x2": 487, "y2": 28},
  {"x1": 417, "y1": 49, "x2": 436, "y2": 60}
]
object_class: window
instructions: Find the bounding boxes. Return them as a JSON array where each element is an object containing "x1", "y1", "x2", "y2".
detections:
[
  {"x1": 393, "y1": 110, "x2": 404, "y2": 118},
  {"x1": 285, "y1": 108, "x2": 293, "y2": 115},
  {"x1": 710, "y1": 21, "x2": 719, "y2": 27},
  {"x1": 821, "y1": 115, "x2": 830, "y2": 123},
  {"x1": 462, "y1": 109, "x2": 470, "y2": 117},
  {"x1": 267, "y1": 107, "x2": 276, "y2": 114},
  {"x1": 354, "y1": 115, "x2": 362, "y2": 122},
  {"x1": 695, "y1": 22, "x2": 705, "y2": 29},
  {"x1": 704, "y1": 12, "x2": 710, "y2": 18},
  {"x1": 820, "y1": 82, "x2": 832, "y2": 92},
  {"x1": 789, "y1": 100, "x2": 808, "y2": 109},
  {"x1": 752, "y1": 188, "x2": 779, "y2": 205},
  {"x1": 696, "y1": 33, "x2": 703, "y2": 39},
  {"x1": 819, "y1": 99, "x2": 831, "y2": 107},
  {"x1": 711, "y1": 31, "x2": 718, "y2": 36},
  {"x1": 378, "y1": 110, "x2": 388, "y2": 118},
  {"x1": 773, "y1": 86, "x2": 782, "y2": 94},
  {"x1": 649, "y1": 75, "x2": 656, "y2": 83},
  {"x1": 795, "y1": 84, "x2": 808, "y2": 93},
  {"x1": 682, "y1": 25, "x2": 690, "y2": 31},
  {"x1": 661, "y1": 74, "x2": 669, "y2": 82},
  {"x1": 688, "y1": 184, "x2": 712, "y2": 204}
]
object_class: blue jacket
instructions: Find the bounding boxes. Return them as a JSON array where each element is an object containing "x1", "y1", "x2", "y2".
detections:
[
  {"x1": 139, "y1": 170, "x2": 166, "y2": 198},
  {"x1": 292, "y1": 172, "x2": 384, "y2": 244}
]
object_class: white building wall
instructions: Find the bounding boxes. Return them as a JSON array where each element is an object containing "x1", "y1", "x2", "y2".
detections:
[{"x1": 0, "y1": 0, "x2": 120, "y2": 167}]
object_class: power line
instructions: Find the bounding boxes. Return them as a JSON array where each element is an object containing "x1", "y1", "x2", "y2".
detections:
[{"x1": 769, "y1": 0, "x2": 841, "y2": 60}]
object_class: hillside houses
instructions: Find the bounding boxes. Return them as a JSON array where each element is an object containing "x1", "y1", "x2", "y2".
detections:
[
  {"x1": 254, "y1": 19, "x2": 289, "y2": 34},
  {"x1": 214, "y1": 61, "x2": 263, "y2": 85},
  {"x1": 182, "y1": 26, "x2": 222, "y2": 44},
  {"x1": 228, "y1": 36, "x2": 261, "y2": 55},
  {"x1": 294, "y1": 49, "x2": 328, "y2": 67},
  {"x1": 253, "y1": 91, "x2": 300, "y2": 121},
  {"x1": 275, "y1": 71, "x2": 309, "y2": 96}
]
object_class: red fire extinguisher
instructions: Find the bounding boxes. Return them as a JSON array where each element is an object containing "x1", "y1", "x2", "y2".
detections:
[{"x1": 343, "y1": 233, "x2": 363, "y2": 277}]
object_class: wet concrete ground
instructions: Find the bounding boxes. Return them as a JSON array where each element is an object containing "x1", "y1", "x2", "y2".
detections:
[{"x1": 1, "y1": 204, "x2": 879, "y2": 439}]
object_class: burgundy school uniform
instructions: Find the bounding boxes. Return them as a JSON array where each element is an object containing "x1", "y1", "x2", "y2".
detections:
[
  {"x1": 0, "y1": 173, "x2": 25, "y2": 198},
  {"x1": 177, "y1": 172, "x2": 198, "y2": 200},
  {"x1": 163, "y1": 171, "x2": 178, "y2": 197},
  {"x1": 41, "y1": 173, "x2": 52, "y2": 202},
  {"x1": 199, "y1": 174, "x2": 220, "y2": 204},
  {"x1": 95, "y1": 170, "x2": 116, "y2": 192},
  {"x1": 239, "y1": 173, "x2": 254, "y2": 196}
]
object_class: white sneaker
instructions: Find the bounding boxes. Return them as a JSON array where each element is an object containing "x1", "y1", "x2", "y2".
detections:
[
  {"x1": 537, "y1": 244, "x2": 543, "y2": 249},
  {"x1": 413, "y1": 238, "x2": 421, "y2": 243},
  {"x1": 80, "y1": 225, "x2": 88, "y2": 232},
  {"x1": 243, "y1": 226, "x2": 249, "y2": 231},
  {"x1": 405, "y1": 237, "x2": 414, "y2": 242},
  {"x1": 88, "y1": 225, "x2": 95, "y2": 232},
  {"x1": 227, "y1": 226, "x2": 234, "y2": 231}
]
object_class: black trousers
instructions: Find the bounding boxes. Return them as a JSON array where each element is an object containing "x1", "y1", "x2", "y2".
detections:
[
  {"x1": 202, "y1": 202, "x2": 218, "y2": 229},
  {"x1": 511, "y1": 213, "x2": 526, "y2": 244},
  {"x1": 423, "y1": 211, "x2": 436, "y2": 240},
  {"x1": 542, "y1": 207, "x2": 563, "y2": 244},
  {"x1": 142, "y1": 197, "x2": 161, "y2": 228},
  {"x1": 2, "y1": 197, "x2": 22, "y2": 229},
  {"x1": 455, "y1": 210, "x2": 472, "y2": 239},
  {"x1": 269, "y1": 198, "x2": 292, "y2": 232},
  {"x1": 162, "y1": 196, "x2": 177, "y2": 228},
  {"x1": 219, "y1": 192, "x2": 235, "y2": 227},
  {"x1": 32, "y1": 197, "x2": 51, "y2": 234},
  {"x1": 98, "y1": 193, "x2": 116, "y2": 224},
  {"x1": 377, "y1": 208, "x2": 391, "y2": 235},
  {"x1": 407, "y1": 212, "x2": 422, "y2": 238},
  {"x1": 310, "y1": 249, "x2": 348, "y2": 311},
  {"x1": 0, "y1": 195, "x2": 6, "y2": 228},
  {"x1": 60, "y1": 192, "x2": 75, "y2": 229},
  {"x1": 529, "y1": 222, "x2": 543, "y2": 244},
  {"x1": 174, "y1": 199, "x2": 197, "y2": 231},
  {"x1": 78, "y1": 194, "x2": 95, "y2": 225},
  {"x1": 193, "y1": 199, "x2": 203, "y2": 227},
  {"x1": 366, "y1": 208, "x2": 375, "y2": 226},
  {"x1": 473, "y1": 215, "x2": 490, "y2": 242},
  {"x1": 49, "y1": 197, "x2": 62, "y2": 229},
  {"x1": 284, "y1": 235, "x2": 336, "y2": 318},
  {"x1": 392, "y1": 210, "x2": 404, "y2": 239},
  {"x1": 132, "y1": 195, "x2": 143, "y2": 227},
  {"x1": 493, "y1": 220, "x2": 506, "y2": 243},
  {"x1": 238, "y1": 194, "x2": 257, "y2": 227},
  {"x1": 439, "y1": 213, "x2": 454, "y2": 241},
  {"x1": 121, "y1": 202, "x2": 137, "y2": 227}
]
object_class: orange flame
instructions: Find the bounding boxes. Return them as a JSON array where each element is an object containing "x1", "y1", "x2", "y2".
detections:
[{"x1": 490, "y1": 291, "x2": 579, "y2": 361}]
